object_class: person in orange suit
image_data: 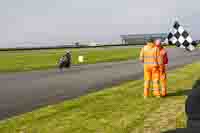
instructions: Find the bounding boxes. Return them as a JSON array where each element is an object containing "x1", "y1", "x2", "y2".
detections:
[
  {"x1": 155, "y1": 39, "x2": 168, "y2": 97},
  {"x1": 140, "y1": 38, "x2": 161, "y2": 98}
]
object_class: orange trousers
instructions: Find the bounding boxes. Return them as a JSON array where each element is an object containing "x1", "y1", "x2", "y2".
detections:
[
  {"x1": 143, "y1": 65, "x2": 160, "y2": 97},
  {"x1": 159, "y1": 66, "x2": 167, "y2": 96}
]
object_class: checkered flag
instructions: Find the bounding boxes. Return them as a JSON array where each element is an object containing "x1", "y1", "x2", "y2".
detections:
[{"x1": 167, "y1": 21, "x2": 197, "y2": 51}]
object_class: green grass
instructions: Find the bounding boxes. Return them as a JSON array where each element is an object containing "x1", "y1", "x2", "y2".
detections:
[
  {"x1": 197, "y1": 44, "x2": 200, "y2": 47},
  {"x1": 0, "y1": 61, "x2": 200, "y2": 133},
  {"x1": 0, "y1": 47, "x2": 140, "y2": 73}
]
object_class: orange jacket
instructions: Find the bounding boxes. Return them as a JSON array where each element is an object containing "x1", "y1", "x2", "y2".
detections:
[{"x1": 140, "y1": 43, "x2": 160, "y2": 67}]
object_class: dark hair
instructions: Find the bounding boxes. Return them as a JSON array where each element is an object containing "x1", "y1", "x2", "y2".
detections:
[{"x1": 148, "y1": 37, "x2": 154, "y2": 42}]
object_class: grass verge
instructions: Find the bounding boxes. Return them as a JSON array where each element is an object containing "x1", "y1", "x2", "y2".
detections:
[
  {"x1": 0, "y1": 47, "x2": 139, "y2": 73},
  {"x1": 0, "y1": 61, "x2": 200, "y2": 133}
]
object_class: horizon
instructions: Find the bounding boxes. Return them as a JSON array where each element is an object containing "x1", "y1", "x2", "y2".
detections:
[{"x1": 0, "y1": 0, "x2": 199, "y2": 48}]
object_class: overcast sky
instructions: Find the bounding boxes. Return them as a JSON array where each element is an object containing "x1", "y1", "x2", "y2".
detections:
[{"x1": 0, "y1": 0, "x2": 199, "y2": 47}]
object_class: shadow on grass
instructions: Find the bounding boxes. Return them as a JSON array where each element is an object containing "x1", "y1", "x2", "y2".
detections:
[
  {"x1": 162, "y1": 128, "x2": 200, "y2": 133},
  {"x1": 191, "y1": 79, "x2": 200, "y2": 90},
  {"x1": 167, "y1": 80, "x2": 200, "y2": 97},
  {"x1": 161, "y1": 79, "x2": 200, "y2": 133},
  {"x1": 167, "y1": 89, "x2": 191, "y2": 97}
]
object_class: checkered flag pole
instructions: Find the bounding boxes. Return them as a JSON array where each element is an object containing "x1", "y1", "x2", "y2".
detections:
[{"x1": 167, "y1": 21, "x2": 197, "y2": 51}]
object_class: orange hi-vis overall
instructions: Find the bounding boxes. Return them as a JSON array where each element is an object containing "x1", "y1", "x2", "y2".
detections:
[
  {"x1": 158, "y1": 46, "x2": 168, "y2": 96},
  {"x1": 140, "y1": 43, "x2": 161, "y2": 97}
]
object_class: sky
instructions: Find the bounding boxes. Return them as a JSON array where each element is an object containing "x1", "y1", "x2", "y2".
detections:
[{"x1": 0, "y1": 0, "x2": 200, "y2": 48}]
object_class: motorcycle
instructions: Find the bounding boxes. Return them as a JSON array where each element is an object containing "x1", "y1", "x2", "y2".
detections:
[{"x1": 58, "y1": 52, "x2": 71, "y2": 71}]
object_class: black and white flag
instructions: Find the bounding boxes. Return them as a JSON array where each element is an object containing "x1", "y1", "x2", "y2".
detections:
[{"x1": 167, "y1": 21, "x2": 197, "y2": 51}]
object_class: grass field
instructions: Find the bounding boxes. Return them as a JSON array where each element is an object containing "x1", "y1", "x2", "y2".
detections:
[
  {"x1": 0, "y1": 47, "x2": 140, "y2": 73},
  {"x1": 0, "y1": 61, "x2": 199, "y2": 133}
]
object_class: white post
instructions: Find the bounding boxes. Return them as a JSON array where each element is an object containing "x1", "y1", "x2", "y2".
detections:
[{"x1": 78, "y1": 56, "x2": 84, "y2": 63}]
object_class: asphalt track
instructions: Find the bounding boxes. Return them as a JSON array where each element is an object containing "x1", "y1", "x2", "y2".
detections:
[{"x1": 0, "y1": 48, "x2": 200, "y2": 120}]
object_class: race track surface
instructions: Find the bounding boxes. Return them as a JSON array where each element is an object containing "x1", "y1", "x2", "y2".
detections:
[{"x1": 0, "y1": 48, "x2": 200, "y2": 120}]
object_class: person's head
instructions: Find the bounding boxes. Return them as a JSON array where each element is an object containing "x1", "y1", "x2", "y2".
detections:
[
  {"x1": 155, "y1": 39, "x2": 161, "y2": 47},
  {"x1": 65, "y1": 50, "x2": 71, "y2": 55},
  {"x1": 148, "y1": 38, "x2": 154, "y2": 43},
  {"x1": 66, "y1": 50, "x2": 70, "y2": 53},
  {"x1": 146, "y1": 38, "x2": 154, "y2": 45}
]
